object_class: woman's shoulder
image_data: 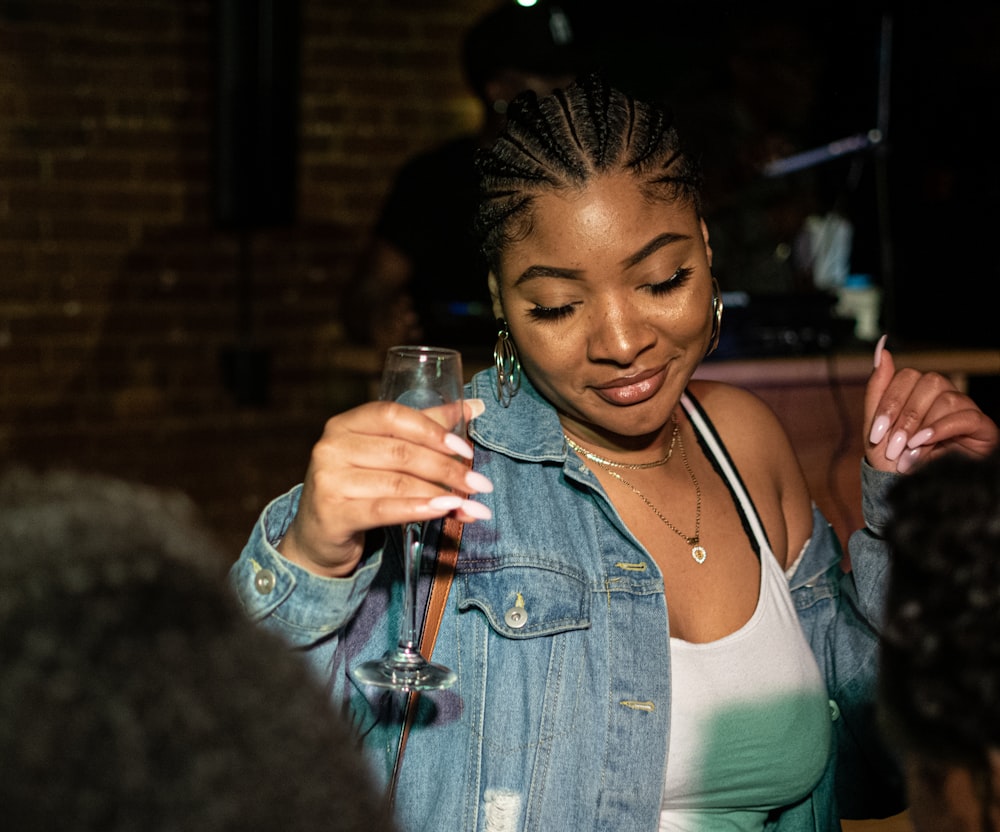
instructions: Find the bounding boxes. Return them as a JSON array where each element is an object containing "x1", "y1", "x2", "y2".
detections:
[
  {"x1": 685, "y1": 379, "x2": 788, "y2": 439},
  {"x1": 687, "y1": 379, "x2": 814, "y2": 568}
]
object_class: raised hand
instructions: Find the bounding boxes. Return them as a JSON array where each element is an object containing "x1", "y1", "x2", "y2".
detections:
[
  {"x1": 865, "y1": 336, "x2": 999, "y2": 474},
  {"x1": 278, "y1": 398, "x2": 492, "y2": 578}
]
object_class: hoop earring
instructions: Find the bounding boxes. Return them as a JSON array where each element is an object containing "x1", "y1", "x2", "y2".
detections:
[
  {"x1": 706, "y1": 277, "x2": 723, "y2": 357},
  {"x1": 493, "y1": 318, "x2": 521, "y2": 407}
]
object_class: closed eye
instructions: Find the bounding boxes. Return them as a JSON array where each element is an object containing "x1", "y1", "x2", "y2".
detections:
[
  {"x1": 646, "y1": 266, "x2": 693, "y2": 296},
  {"x1": 527, "y1": 301, "x2": 577, "y2": 321}
]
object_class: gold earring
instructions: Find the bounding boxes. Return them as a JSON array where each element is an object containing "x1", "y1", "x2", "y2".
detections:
[
  {"x1": 493, "y1": 319, "x2": 521, "y2": 406},
  {"x1": 706, "y1": 277, "x2": 723, "y2": 357}
]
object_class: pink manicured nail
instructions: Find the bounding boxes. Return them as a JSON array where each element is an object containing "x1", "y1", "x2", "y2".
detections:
[
  {"x1": 444, "y1": 432, "x2": 474, "y2": 459},
  {"x1": 886, "y1": 430, "x2": 908, "y2": 461},
  {"x1": 873, "y1": 334, "x2": 887, "y2": 369},
  {"x1": 896, "y1": 447, "x2": 921, "y2": 474},
  {"x1": 907, "y1": 428, "x2": 934, "y2": 449},
  {"x1": 869, "y1": 415, "x2": 890, "y2": 445},
  {"x1": 466, "y1": 398, "x2": 486, "y2": 419},
  {"x1": 460, "y1": 499, "x2": 493, "y2": 520},
  {"x1": 427, "y1": 495, "x2": 464, "y2": 511},
  {"x1": 465, "y1": 470, "x2": 494, "y2": 493}
]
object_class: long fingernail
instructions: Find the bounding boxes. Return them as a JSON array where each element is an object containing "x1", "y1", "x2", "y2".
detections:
[
  {"x1": 886, "y1": 430, "x2": 908, "y2": 461},
  {"x1": 906, "y1": 428, "x2": 934, "y2": 449},
  {"x1": 466, "y1": 398, "x2": 486, "y2": 419},
  {"x1": 460, "y1": 499, "x2": 492, "y2": 520},
  {"x1": 869, "y1": 415, "x2": 890, "y2": 445},
  {"x1": 896, "y1": 447, "x2": 921, "y2": 474},
  {"x1": 873, "y1": 334, "x2": 887, "y2": 369},
  {"x1": 444, "y1": 432, "x2": 474, "y2": 459},
  {"x1": 465, "y1": 470, "x2": 494, "y2": 493},
  {"x1": 427, "y1": 495, "x2": 464, "y2": 511}
]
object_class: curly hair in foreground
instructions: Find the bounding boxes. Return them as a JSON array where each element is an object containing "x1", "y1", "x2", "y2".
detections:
[
  {"x1": 0, "y1": 466, "x2": 396, "y2": 832},
  {"x1": 880, "y1": 450, "x2": 1000, "y2": 831}
]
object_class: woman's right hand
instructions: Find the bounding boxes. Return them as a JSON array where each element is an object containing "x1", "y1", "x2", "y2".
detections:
[{"x1": 276, "y1": 398, "x2": 491, "y2": 578}]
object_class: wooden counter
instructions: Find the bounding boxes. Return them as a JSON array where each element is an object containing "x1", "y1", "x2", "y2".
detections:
[{"x1": 694, "y1": 348, "x2": 1000, "y2": 393}]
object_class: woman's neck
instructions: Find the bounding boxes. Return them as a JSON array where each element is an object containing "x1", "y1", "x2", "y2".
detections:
[{"x1": 559, "y1": 413, "x2": 681, "y2": 466}]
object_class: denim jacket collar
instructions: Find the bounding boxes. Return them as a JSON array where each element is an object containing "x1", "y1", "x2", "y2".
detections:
[{"x1": 468, "y1": 369, "x2": 570, "y2": 463}]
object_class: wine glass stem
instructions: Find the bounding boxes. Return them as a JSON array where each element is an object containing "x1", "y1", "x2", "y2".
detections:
[{"x1": 399, "y1": 522, "x2": 423, "y2": 652}]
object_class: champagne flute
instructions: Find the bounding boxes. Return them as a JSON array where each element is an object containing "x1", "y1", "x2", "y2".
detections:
[{"x1": 352, "y1": 345, "x2": 463, "y2": 692}]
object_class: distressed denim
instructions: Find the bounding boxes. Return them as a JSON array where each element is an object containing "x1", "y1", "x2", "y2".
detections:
[{"x1": 229, "y1": 370, "x2": 904, "y2": 832}]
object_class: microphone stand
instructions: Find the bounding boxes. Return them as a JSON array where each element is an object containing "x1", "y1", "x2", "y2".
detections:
[{"x1": 759, "y1": 12, "x2": 895, "y2": 337}]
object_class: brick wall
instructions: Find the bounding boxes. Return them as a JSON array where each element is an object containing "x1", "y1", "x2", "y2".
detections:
[{"x1": 0, "y1": 0, "x2": 496, "y2": 556}]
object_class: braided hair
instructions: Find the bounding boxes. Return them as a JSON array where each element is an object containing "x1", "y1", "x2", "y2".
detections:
[
  {"x1": 880, "y1": 450, "x2": 1000, "y2": 826},
  {"x1": 473, "y1": 71, "x2": 703, "y2": 275}
]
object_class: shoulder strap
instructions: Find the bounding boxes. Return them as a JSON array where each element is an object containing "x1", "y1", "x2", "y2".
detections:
[
  {"x1": 682, "y1": 389, "x2": 770, "y2": 557},
  {"x1": 388, "y1": 509, "x2": 465, "y2": 806}
]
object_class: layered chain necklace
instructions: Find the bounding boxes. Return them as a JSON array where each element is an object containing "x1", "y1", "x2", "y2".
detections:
[{"x1": 564, "y1": 418, "x2": 706, "y2": 564}]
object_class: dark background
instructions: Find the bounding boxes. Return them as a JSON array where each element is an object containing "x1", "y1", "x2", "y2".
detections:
[
  {"x1": 1, "y1": 0, "x2": 996, "y2": 557},
  {"x1": 568, "y1": 1, "x2": 999, "y2": 349}
]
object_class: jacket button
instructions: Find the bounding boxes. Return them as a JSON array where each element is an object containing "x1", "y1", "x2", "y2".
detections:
[
  {"x1": 504, "y1": 606, "x2": 527, "y2": 629},
  {"x1": 254, "y1": 568, "x2": 276, "y2": 595}
]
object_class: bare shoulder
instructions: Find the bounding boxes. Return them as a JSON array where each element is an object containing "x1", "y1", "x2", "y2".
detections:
[
  {"x1": 685, "y1": 380, "x2": 790, "y2": 446},
  {"x1": 686, "y1": 379, "x2": 814, "y2": 567}
]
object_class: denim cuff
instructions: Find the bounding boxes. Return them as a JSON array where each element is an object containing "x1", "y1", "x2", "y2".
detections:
[
  {"x1": 228, "y1": 485, "x2": 382, "y2": 647},
  {"x1": 859, "y1": 459, "x2": 899, "y2": 537}
]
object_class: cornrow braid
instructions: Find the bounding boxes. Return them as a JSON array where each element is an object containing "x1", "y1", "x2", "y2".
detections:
[{"x1": 473, "y1": 71, "x2": 703, "y2": 274}]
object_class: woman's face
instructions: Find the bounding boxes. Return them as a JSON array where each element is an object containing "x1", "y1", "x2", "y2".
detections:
[{"x1": 490, "y1": 172, "x2": 715, "y2": 446}]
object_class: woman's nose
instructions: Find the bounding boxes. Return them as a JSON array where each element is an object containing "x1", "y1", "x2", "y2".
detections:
[{"x1": 586, "y1": 297, "x2": 654, "y2": 364}]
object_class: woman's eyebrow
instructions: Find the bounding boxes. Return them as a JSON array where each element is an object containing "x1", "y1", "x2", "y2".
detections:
[
  {"x1": 512, "y1": 231, "x2": 692, "y2": 286},
  {"x1": 621, "y1": 232, "x2": 692, "y2": 269},
  {"x1": 513, "y1": 264, "x2": 581, "y2": 286}
]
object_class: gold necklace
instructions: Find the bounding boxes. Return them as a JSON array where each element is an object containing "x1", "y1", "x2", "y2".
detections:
[
  {"x1": 565, "y1": 424, "x2": 706, "y2": 564},
  {"x1": 563, "y1": 418, "x2": 679, "y2": 470}
]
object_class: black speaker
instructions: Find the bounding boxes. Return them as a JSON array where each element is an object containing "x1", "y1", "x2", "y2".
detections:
[{"x1": 213, "y1": 0, "x2": 300, "y2": 228}]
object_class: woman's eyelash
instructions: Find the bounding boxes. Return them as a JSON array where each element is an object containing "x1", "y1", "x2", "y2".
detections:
[
  {"x1": 528, "y1": 303, "x2": 575, "y2": 321},
  {"x1": 648, "y1": 266, "x2": 694, "y2": 295},
  {"x1": 527, "y1": 267, "x2": 695, "y2": 320}
]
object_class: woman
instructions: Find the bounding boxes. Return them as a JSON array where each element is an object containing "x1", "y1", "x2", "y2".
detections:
[{"x1": 230, "y1": 74, "x2": 998, "y2": 831}]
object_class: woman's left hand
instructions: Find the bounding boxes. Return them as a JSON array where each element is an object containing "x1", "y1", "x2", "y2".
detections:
[{"x1": 864, "y1": 336, "x2": 999, "y2": 474}]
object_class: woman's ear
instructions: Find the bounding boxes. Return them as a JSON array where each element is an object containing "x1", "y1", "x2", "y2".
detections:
[
  {"x1": 488, "y1": 271, "x2": 504, "y2": 320},
  {"x1": 701, "y1": 218, "x2": 713, "y2": 267}
]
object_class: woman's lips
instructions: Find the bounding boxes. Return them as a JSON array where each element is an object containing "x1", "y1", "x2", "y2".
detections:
[{"x1": 592, "y1": 367, "x2": 666, "y2": 405}]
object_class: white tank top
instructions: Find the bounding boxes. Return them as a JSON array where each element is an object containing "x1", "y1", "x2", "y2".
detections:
[{"x1": 658, "y1": 394, "x2": 832, "y2": 832}]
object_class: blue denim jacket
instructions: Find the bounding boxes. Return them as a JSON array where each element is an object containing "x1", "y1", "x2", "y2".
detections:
[{"x1": 230, "y1": 370, "x2": 904, "y2": 831}]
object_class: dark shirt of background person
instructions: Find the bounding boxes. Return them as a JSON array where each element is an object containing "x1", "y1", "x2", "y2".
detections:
[{"x1": 346, "y1": 0, "x2": 590, "y2": 359}]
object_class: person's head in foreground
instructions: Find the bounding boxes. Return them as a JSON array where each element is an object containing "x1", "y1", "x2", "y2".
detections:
[
  {"x1": 0, "y1": 466, "x2": 395, "y2": 832},
  {"x1": 881, "y1": 450, "x2": 1000, "y2": 832}
]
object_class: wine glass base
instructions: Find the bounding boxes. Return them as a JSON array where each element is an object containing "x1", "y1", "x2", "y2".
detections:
[{"x1": 352, "y1": 649, "x2": 457, "y2": 692}]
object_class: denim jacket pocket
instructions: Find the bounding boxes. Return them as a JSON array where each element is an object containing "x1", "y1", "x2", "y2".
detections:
[
  {"x1": 451, "y1": 562, "x2": 596, "y2": 801},
  {"x1": 456, "y1": 564, "x2": 591, "y2": 638}
]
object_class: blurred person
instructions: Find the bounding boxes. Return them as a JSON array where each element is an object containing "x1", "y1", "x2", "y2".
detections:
[
  {"x1": 880, "y1": 450, "x2": 1000, "y2": 832},
  {"x1": 345, "y1": 0, "x2": 587, "y2": 357},
  {"x1": 0, "y1": 466, "x2": 396, "y2": 832}
]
